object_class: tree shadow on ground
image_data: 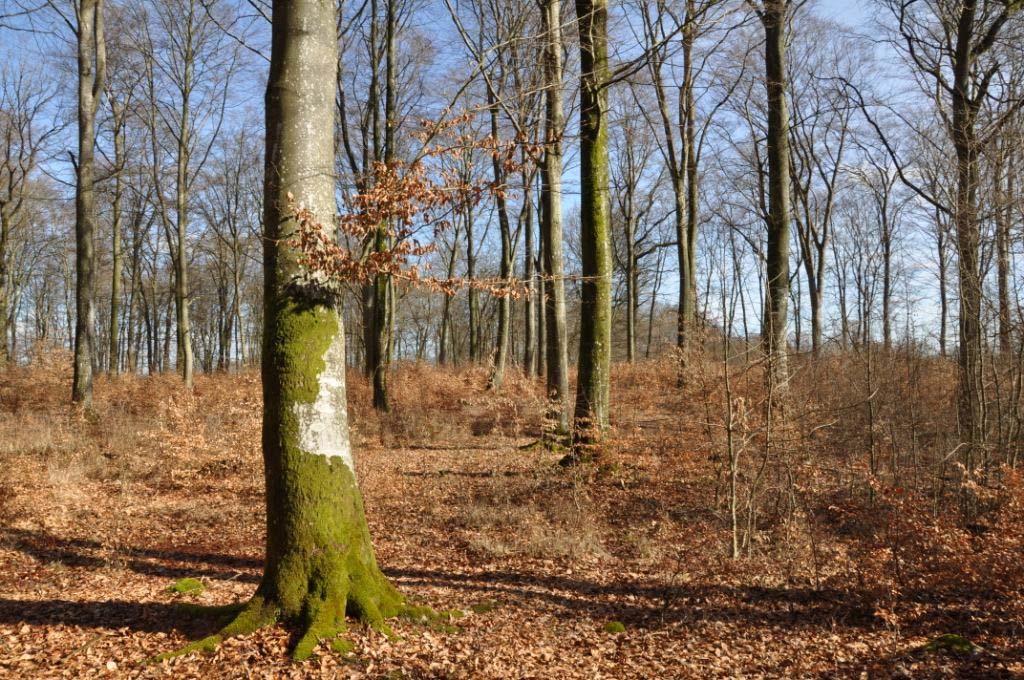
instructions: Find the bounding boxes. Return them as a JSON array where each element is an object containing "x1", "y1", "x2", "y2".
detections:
[
  {"x1": 0, "y1": 598, "x2": 232, "y2": 638},
  {"x1": 0, "y1": 527, "x2": 261, "y2": 584},
  {"x1": 386, "y1": 566, "x2": 879, "y2": 632},
  {"x1": 1, "y1": 527, "x2": 877, "y2": 635},
  {"x1": 2, "y1": 525, "x2": 1019, "y2": 678}
]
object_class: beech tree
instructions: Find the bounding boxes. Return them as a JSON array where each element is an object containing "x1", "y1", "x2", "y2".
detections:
[
  {"x1": 573, "y1": 0, "x2": 613, "y2": 448},
  {"x1": 69, "y1": 0, "x2": 106, "y2": 406},
  {"x1": 750, "y1": 0, "x2": 792, "y2": 386},
  {"x1": 0, "y1": 66, "x2": 59, "y2": 366},
  {"x1": 871, "y1": 0, "x2": 1024, "y2": 466},
  {"x1": 540, "y1": 0, "x2": 571, "y2": 435},
  {"x1": 175, "y1": 0, "x2": 408, "y2": 659}
]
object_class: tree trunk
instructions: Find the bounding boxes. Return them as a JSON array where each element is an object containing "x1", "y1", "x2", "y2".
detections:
[
  {"x1": 936, "y1": 207, "x2": 948, "y2": 358},
  {"x1": 466, "y1": 203, "x2": 479, "y2": 363},
  {"x1": 951, "y1": 3, "x2": 985, "y2": 468},
  {"x1": 0, "y1": 213, "x2": 10, "y2": 366},
  {"x1": 681, "y1": 12, "x2": 698, "y2": 354},
  {"x1": 523, "y1": 170, "x2": 536, "y2": 377},
  {"x1": 438, "y1": 227, "x2": 459, "y2": 366},
  {"x1": 72, "y1": 0, "x2": 105, "y2": 406},
  {"x1": 487, "y1": 91, "x2": 512, "y2": 390},
  {"x1": 881, "y1": 191, "x2": 892, "y2": 352},
  {"x1": 177, "y1": 0, "x2": 405, "y2": 660},
  {"x1": 174, "y1": 15, "x2": 195, "y2": 388},
  {"x1": 572, "y1": 0, "x2": 612, "y2": 449},
  {"x1": 995, "y1": 141, "x2": 1012, "y2": 355},
  {"x1": 625, "y1": 222, "x2": 636, "y2": 363},
  {"x1": 760, "y1": 0, "x2": 790, "y2": 387},
  {"x1": 537, "y1": 233, "x2": 548, "y2": 377},
  {"x1": 108, "y1": 101, "x2": 124, "y2": 375},
  {"x1": 370, "y1": 0, "x2": 398, "y2": 412},
  {"x1": 539, "y1": 0, "x2": 570, "y2": 435}
]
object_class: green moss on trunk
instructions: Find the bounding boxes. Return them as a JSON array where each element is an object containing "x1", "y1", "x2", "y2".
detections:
[
  {"x1": 573, "y1": 0, "x2": 612, "y2": 453},
  {"x1": 157, "y1": 0, "x2": 441, "y2": 663},
  {"x1": 259, "y1": 299, "x2": 405, "y2": 659}
]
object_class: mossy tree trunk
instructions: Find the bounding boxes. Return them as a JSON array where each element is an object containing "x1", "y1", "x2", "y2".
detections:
[
  {"x1": 573, "y1": 0, "x2": 612, "y2": 449},
  {"x1": 177, "y1": 0, "x2": 405, "y2": 660},
  {"x1": 370, "y1": 0, "x2": 399, "y2": 412}
]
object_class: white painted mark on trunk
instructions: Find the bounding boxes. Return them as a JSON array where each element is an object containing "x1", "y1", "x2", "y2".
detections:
[{"x1": 294, "y1": 323, "x2": 354, "y2": 471}]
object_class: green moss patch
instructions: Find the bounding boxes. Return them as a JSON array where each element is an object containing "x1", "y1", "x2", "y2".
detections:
[
  {"x1": 921, "y1": 634, "x2": 978, "y2": 655},
  {"x1": 469, "y1": 599, "x2": 500, "y2": 614},
  {"x1": 602, "y1": 621, "x2": 626, "y2": 634},
  {"x1": 167, "y1": 578, "x2": 205, "y2": 595}
]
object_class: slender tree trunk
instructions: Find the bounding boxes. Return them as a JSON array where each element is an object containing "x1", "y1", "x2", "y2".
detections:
[
  {"x1": 573, "y1": 0, "x2": 612, "y2": 449},
  {"x1": 466, "y1": 204, "x2": 479, "y2": 363},
  {"x1": 995, "y1": 142, "x2": 1012, "y2": 355},
  {"x1": 370, "y1": 0, "x2": 398, "y2": 411},
  {"x1": 809, "y1": 279, "x2": 822, "y2": 357},
  {"x1": 0, "y1": 213, "x2": 10, "y2": 366},
  {"x1": 361, "y1": 285, "x2": 374, "y2": 375},
  {"x1": 162, "y1": 286, "x2": 173, "y2": 369},
  {"x1": 624, "y1": 202, "x2": 636, "y2": 363},
  {"x1": 523, "y1": 171, "x2": 536, "y2": 377},
  {"x1": 108, "y1": 102, "x2": 124, "y2": 375},
  {"x1": 72, "y1": 0, "x2": 106, "y2": 406},
  {"x1": 540, "y1": 0, "x2": 570, "y2": 435},
  {"x1": 537, "y1": 234, "x2": 548, "y2": 377},
  {"x1": 488, "y1": 91, "x2": 512, "y2": 390},
  {"x1": 760, "y1": 0, "x2": 791, "y2": 387},
  {"x1": 681, "y1": 11, "x2": 699, "y2": 352},
  {"x1": 438, "y1": 229, "x2": 459, "y2": 366},
  {"x1": 881, "y1": 193, "x2": 892, "y2": 352},
  {"x1": 936, "y1": 208, "x2": 949, "y2": 357},
  {"x1": 951, "y1": 7, "x2": 985, "y2": 467},
  {"x1": 174, "y1": 19, "x2": 195, "y2": 387}
]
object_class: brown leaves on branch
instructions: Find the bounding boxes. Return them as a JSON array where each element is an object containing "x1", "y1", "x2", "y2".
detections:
[{"x1": 290, "y1": 113, "x2": 539, "y2": 299}]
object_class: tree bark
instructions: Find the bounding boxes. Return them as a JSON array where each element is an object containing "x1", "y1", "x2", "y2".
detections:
[
  {"x1": 539, "y1": 0, "x2": 570, "y2": 435},
  {"x1": 573, "y1": 0, "x2": 612, "y2": 449},
  {"x1": 370, "y1": 0, "x2": 398, "y2": 411},
  {"x1": 0, "y1": 212, "x2": 11, "y2": 366},
  {"x1": 523, "y1": 170, "x2": 536, "y2": 376},
  {"x1": 760, "y1": 0, "x2": 791, "y2": 387},
  {"x1": 487, "y1": 90, "x2": 512, "y2": 390},
  {"x1": 72, "y1": 0, "x2": 106, "y2": 406},
  {"x1": 108, "y1": 99, "x2": 124, "y2": 375},
  {"x1": 995, "y1": 139, "x2": 1012, "y2": 355},
  {"x1": 951, "y1": 0, "x2": 985, "y2": 467},
  {"x1": 175, "y1": 0, "x2": 406, "y2": 660},
  {"x1": 466, "y1": 202, "x2": 479, "y2": 363}
]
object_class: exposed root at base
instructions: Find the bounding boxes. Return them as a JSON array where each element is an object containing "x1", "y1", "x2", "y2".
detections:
[
  {"x1": 154, "y1": 596, "x2": 277, "y2": 663},
  {"x1": 155, "y1": 595, "x2": 458, "y2": 663}
]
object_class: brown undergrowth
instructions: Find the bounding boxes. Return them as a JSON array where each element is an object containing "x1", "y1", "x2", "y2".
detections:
[{"x1": 0, "y1": 350, "x2": 1021, "y2": 678}]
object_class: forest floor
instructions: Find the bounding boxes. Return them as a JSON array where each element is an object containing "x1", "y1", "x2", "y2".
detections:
[{"x1": 0, "y1": 354, "x2": 1021, "y2": 678}]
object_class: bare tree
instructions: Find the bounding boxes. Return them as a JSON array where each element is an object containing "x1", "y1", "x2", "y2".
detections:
[{"x1": 0, "y1": 65, "x2": 59, "y2": 364}]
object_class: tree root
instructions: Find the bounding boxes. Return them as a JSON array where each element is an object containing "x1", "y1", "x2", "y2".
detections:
[
  {"x1": 155, "y1": 596, "x2": 277, "y2": 663},
  {"x1": 155, "y1": 591, "x2": 458, "y2": 663}
]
